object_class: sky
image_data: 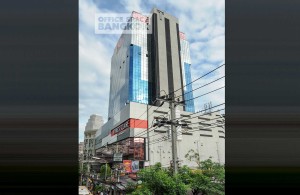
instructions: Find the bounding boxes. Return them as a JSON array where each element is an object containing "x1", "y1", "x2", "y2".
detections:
[{"x1": 79, "y1": 0, "x2": 225, "y2": 142}]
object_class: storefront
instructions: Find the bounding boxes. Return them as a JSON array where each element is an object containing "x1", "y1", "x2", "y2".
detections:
[{"x1": 97, "y1": 137, "x2": 145, "y2": 161}]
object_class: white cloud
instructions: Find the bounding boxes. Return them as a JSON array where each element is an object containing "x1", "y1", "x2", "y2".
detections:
[
  {"x1": 120, "y1": 0, "x2": 146, "y2": 13},
  {"x1": 190, "y1": 35, "x2": 225, "y2": 64},
  {"x1": 79, "y1": 0, "x2": 116, "y2": 142}
]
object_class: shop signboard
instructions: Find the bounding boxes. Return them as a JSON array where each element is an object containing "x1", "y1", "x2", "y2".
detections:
[
  {"x1": 131, "y1": 161, "x2": 139, "y2": 173},
  {"x1": 113, "y1": 153, "x2": 123, "y2": 162},
  {"x1": 110, "y1": 118, "x2": 148, "y2": 136},
  {"x1": 111, "y1": 119, "x2": 130, "y2": 136},
  {"x1": 123, "y1": 160, "x2": 132, "y2": 173}
]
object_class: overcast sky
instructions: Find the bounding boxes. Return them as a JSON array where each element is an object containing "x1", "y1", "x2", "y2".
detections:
[{"x1": 79, "y1": 0, "x2": 225, "y2": 142}]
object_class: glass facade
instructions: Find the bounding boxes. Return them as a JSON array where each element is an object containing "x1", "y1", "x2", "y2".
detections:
[
  {"x1": 129, "y1": 44, "x2": 148, "y2": 104},
  {"x1": 183, "y1": 63, "x2": 195, "y2": 112},
  {"x1": 108, "y1": 13, "x2": 149, "y2": 118},
  {"x1": 180, "y1": 35, "x2": 195, "y2": 112},
  {"x1": 108, "y1": 33, "x2": 131, "y2": 118}
]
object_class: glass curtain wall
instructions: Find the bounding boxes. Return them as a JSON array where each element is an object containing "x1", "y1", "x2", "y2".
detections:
[{"x1": 180, "y1": 36, "x2": 195, "y2": 112}]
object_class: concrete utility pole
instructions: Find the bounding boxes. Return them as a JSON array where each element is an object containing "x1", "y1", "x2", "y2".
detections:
[
  {"x1": 147, "y1": 104, "x2": 150, "y2": 163},
  {"x1": 170, "y1": 100, "x2": 178, "y2": 174},
  {"x1": 155, "y1": 95, "x2": 186, "y2": 175},
  {"x1": 216, "y1": 142, "x2": 220, "y2": 163}
]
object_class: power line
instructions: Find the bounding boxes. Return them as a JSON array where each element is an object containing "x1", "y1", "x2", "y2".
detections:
[
  {"x1": 173, "y1": 103, "x2": 225, "y2": 121},
  {"x1": 179, "y1": 108, "x2": 225, "y2": 122},
  {"x1": 133, "y1": 109, "x2": 170, "y2": 138},
  {"x1": 150, "y1": 115, "x2": 224, "y2": 138},
  {"x1": 102, "y1": 99, "x2": 164, "y2": 146},
  {"x1": 149, "y1": 120, "x2": 225, "y2": 146},
  {"x1": 149, "y1": 136, "x2": 169, "y2": 146},
  {"x1": 147, "y1": 115, "x2": 225, "y2": 146},
  {"x1": 138, "y1": 107, "x2": 225, "y2": 140},
  {"x1": 184, "y1": 86, "x2": 225, "y2": 102},
  {"x1": 168, "y1": 63, "x2": 225, "y2": 97},
  {"x1": 175, "y1": 75, "x2": 225, "y2": 99},
  {"x1": 129, "y1": 102, "x2": 224, "y2": 140}
]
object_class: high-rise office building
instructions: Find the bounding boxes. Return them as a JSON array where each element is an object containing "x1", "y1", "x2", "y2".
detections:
[
  {"x1": 108, "y1": 8, "x2": 195, "y2": 118},
  {"x1": 95, "y1": 8, "x2": 224, "y2": 170}
]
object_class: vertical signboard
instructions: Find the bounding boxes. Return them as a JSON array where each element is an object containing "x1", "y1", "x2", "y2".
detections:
[
  {"x1": 123, "y1": 160, "x2": 132, "y2": 173},
  {"x1": 131, "y1": 161, "x2": 139, "y2": 173}
]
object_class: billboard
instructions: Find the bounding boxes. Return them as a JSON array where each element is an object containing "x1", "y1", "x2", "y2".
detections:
[
  {"x1": 123, "y1": 160, "x2": 132, "y2": 173},
  {"x1": 131, "y1": 161, "x2": 139, "y2": 173}
]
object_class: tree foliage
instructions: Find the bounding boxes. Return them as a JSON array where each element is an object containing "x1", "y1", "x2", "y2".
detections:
[
  {"x1": 130, "y1": 185, "x2": 152, "y2": 195},
  {"x1": 189, "y1": 159, "x2": 225, "y2": 195},
  {"x1": 80, "y1": 164, "x2": 88, "y2": 175},
  {"x1": 133, "y1": 163, "x2": 187, "y2": 195},
  {"x1": 185, "y1": 149, "x2": 201, "y2": 168},
  {"x1": 127, "y1": 160, "x2": 224, "y2": 195},
  {"x1": 99, "y1": 164, "x2": 111, "y2": 179},
  {"x1": 124, "y1": 181, "x2": 137, "y2": 193},
  {"x1": 94, "y1": 184, "x2": 109, "y2": 193}
]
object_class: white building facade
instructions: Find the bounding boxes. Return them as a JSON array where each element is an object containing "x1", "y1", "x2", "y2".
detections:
[{"x1": 95, "y1": 102, "x2": 224, "y2": 169}]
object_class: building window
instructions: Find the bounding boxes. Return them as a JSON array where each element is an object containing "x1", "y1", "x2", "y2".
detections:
[{"x1": 200, "y1": 134, "x2": 213, "y2": 137}]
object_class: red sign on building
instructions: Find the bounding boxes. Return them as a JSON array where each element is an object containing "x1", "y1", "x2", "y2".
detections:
[
  {"x1": 111, "y1": 119, "x2": 130, "y2": 136},
  {"x1": 110, "y1": 118, "x2": 148, "y2": 136},
  {"x1": 132, "y1": 11, "x2": 149, "y2": 23}
]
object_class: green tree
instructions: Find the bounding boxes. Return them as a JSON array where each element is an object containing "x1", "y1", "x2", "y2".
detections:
[
  {"x1": 124, "y1": 181, "x2": 137, "y2": 194},
  {"x1": 189, "y1": 159, "x2": 225, "y2": 195},
  {"x1": 94, "y1": 184, "x2": 107, "y2": 193},
  {"x1": 200, "y1": 159, "x2": 225, "y2": 187},
  {"x1": 190, "y1": 172, "x2": 211, "y2": 195},
  {"x1": 80, "y1": 164, "x2": 88, "y2": 175},
  {"x1": 178, "y1": 165, "x2": 192, "y2": 185},
  {"x1": 130, "y1": 185, "x2": 151, "y2": 195},
  {"x1": 184, "y1": 150, "x2": 225, "y2": 195},
  {"x1": 152, "y1": 162, "x2": 162, "y2": 171},
  {"x1": 185, "y1": 149, "x2": 201, "y2": 168},
  {"x1": 99, "y1": 164, "x2": 111, "y2": 180},
  {"x1": 134, "y1": 163, "x2": 187, "y2": 195}
]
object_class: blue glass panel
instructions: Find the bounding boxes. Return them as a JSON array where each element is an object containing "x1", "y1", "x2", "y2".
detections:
[
  {"x1": 128, "y1": 44, "x2": 148, "y2": 104},
  {"x1": 184, "y1": 63, "x2": 195, "y2": 112}
]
